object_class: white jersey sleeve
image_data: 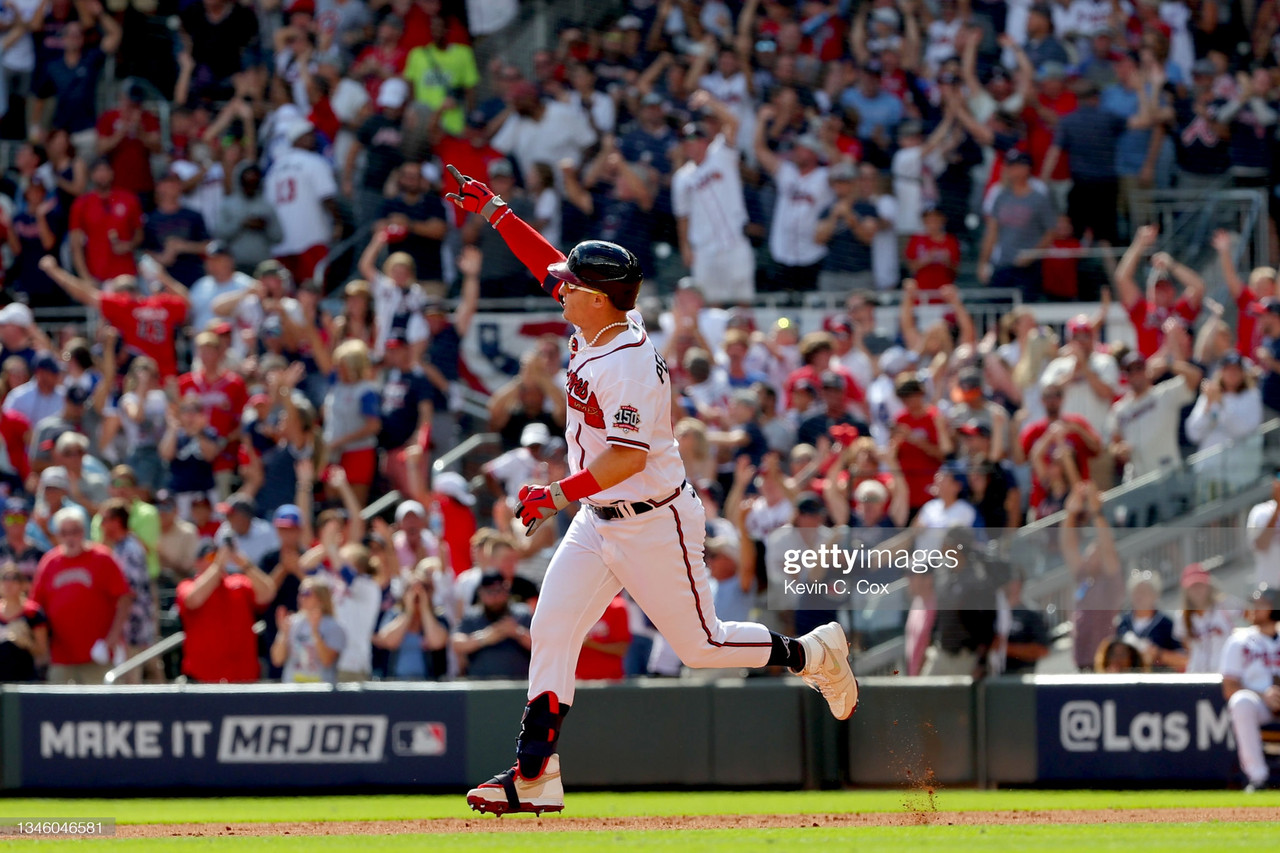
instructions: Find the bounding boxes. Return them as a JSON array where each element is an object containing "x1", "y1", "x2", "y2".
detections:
[
  {"x1": 599, "y1": 376, "x2": 663, "y2": 452},
  {"x1": 1218, "y1": 628, "x2": 1246, "y2": 680}
]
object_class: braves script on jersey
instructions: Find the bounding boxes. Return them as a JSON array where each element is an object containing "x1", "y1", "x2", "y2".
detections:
[
  {"x1": 1221, "y1": 627, "x2": 1280, "y2": 694},
  {"x1": 562, "y1": 316, "x2": 686, "y2": 504}
]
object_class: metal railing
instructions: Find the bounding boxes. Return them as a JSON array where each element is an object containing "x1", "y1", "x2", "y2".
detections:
[
  {"x1": 854, "y1": 419, "x2": 1280, "y2": 677},
  {"x1": 432, "y1": 432, "x2": 500, "y2": 475}
]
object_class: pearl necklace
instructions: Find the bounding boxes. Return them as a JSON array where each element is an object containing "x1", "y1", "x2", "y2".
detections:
[{"x1": 587, "y1": 321, "x2": 630, "y2": 347}]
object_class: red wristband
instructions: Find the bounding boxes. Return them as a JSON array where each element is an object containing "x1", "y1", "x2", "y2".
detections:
[{"x1": 558, "y1": 469, "x2": 602, "y2": 503}]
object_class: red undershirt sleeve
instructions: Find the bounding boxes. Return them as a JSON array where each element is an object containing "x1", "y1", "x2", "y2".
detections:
[{"x1": 493, "y1": 208, "x2": 568, "y2": 302}]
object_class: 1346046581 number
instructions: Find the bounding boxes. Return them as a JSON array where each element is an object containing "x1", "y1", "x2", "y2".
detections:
[{"x1": 0, "y1": 820, "x2": 115, "y2": 836}]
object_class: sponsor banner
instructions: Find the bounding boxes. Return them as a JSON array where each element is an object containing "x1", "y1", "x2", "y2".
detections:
[
  {"x1": 1036, "y1": 679, "x2": 1238, "y2": 781},
  {"x1": 17, "y1": 687, "x2": 466, "y2": 789},
  {"x1": 460, "y1": 304, "x2": 1133, "y2": 396}
]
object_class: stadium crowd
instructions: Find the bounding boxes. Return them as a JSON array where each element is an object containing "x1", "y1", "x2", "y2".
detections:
[{"x1": 0, "y1": 0, "x2": 1277, "y2": 692}]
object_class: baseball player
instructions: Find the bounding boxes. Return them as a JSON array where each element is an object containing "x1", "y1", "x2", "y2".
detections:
[
  {"x1": 445, "y1": 165, "x2": 857, "y2": 816},
  {"x1": 1221, "y1": 584, "x2": 1280, "y2": 792}
]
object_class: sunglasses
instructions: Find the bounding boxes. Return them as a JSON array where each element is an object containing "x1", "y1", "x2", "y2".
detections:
[
  {"x1": 111, "y1": 479, "x2": 132, "y2": 488},
  {"x1": 298, "y1": 589, "x2": 314, "y2": 598},
  {"x1": 560, "y1": 281, "x2": 606, "y2": 301},
  {"x1": 4, "y1": 514, "x2": 27, "y2": 525}
]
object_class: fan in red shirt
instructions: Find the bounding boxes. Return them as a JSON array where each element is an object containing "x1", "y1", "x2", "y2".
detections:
[
  {"x1": 0, "y1": 408, "x2": 29, "y2": 493},
  {"x1": 574, "y1": 594, "x2": 630, "y2": 681},
  {"x1": 30, "y1": 509, "x2": 133, "y2": 683},
  {"x1": 438, "y1": 116, "x2": 504, "y2": 227},
  {"x1": 1022, "y1": 68, "x2": 1076, "y2": 181},
  {"x1": 96, "y1": 84, "x2": 163, "y2": 199},
  {"x1": 68, "y1": 159, "x2": 143, "y2": 282},
  {"x1": 891, "y1": 378, "x2": 953, "y2": 511},
  {"x1": 429, "y1": 472, "x2": 478, "y2": 575},
  {"x1": 180, "y1": 332, "x2": 249, "y2": 480},
  {"x1": 1114, "y1": 225, "x2": 1203, "y2": 357},
  {"x1": 905, "y1": 207, "x2": 960, "y2": 292},
  {"x1": 352, "y1": 17, "x2": 409, "y2": 99},
  {"x1": 784, "y1": 331, "x2": 865, "y2": 410},
  {"x1": 401, "y1": 1, "x2": 469, "y2": 50},
  {"x1": 39, "y1": 256, "x2": 189, "y2": 378},
  {"x1": 1017, "y1": 382, "x2": 1101, "y2": 508},
  {"x1": 1041, "y1": 214, "x2": 1082, "y2": 300},
  {"x1": 177, "y1": 541, "x2": 275, "y2": 683},
  {"x1": 1213, "y1": 229, "x2": 1278, "y2": 356}
]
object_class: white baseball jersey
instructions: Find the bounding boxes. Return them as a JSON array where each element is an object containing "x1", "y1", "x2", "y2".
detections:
[
  {"x1": 672, "y1": 135, "x2": 748, "y2": 255},
  {"x1": 1107, "y1": 377, "x2": 1195, "y2": 481},
  {"x1": 697, "y1": 72, "x2": 754, "y2": 153},
  {"x1": 1220, "y1": 626, "x2": 1280, "y2": 694},
  {"x1": 371, "y1": 274, "x2": 430, "y2": 359},
  {"x1": 1040, "y1": 353, "x2": 1121, "y2": 439},
  {"x1": 563, "y1": 317, "x2": 685, "y2": 504},
  {"x1": 1174, "y1": 609, "x2": 1239, "y2": 674},
  {"x1": 264, "y1": 148, "x2": 337, "y2": 256},
  {"x1": 767, "y1": 162, "x2": 832, "y2": 267}
]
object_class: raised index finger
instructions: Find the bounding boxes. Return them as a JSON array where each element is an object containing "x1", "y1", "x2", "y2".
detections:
[{"x1": 446, "y1": 164, "x2": 467, "y2": 184}]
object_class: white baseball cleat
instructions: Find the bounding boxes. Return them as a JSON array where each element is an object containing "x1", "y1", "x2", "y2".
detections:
[
  {"x1": 467, "y1": 754, "x2": 565, "y2": 815},
  {"x1": 797, "y1": 622, "x2": 859, "y2": 720}
]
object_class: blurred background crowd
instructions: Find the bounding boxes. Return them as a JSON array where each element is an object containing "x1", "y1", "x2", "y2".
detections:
[{"x1": 0, "y1": 0, "x2": 1276, "y2": 688}]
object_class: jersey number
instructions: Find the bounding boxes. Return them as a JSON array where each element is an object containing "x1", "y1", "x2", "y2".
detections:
[
  {"x1": 655, "y1": 353, "x2": 668, "y2": 385},
  {"x1": 274, "y1": 178, "x2": 297, "y2": 205},
  {"x1": 135, "y1": 319, "x2": 167, "y2": 344}
]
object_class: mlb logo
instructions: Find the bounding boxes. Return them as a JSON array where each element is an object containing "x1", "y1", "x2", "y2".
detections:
[{"x1": 391, "y1": 722, "x2": 447, "y2": 756}]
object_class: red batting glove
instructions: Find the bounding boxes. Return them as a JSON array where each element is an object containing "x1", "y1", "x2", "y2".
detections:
[
  {"x1": 445, "y1": 164, "x2": 508, "y2": 224},
  {"x1": 515, "y1": 482, "x2": 569, "y2": 537}
]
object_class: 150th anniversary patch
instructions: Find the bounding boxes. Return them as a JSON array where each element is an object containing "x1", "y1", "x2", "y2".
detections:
[{"x1": 613, "y1": 405, "x2": 641, "y2": 432}]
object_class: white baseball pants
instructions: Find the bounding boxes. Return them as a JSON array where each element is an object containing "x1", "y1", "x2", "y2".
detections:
[
  {"x1": 1228, "y1": 689, "x2": 1274, "y2": 785},
  {"x1": 528, "y1": 486, "x2": 772, "y2": 704}
]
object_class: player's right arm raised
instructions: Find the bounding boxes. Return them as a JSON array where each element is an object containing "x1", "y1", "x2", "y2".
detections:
[{"x1": 445, "y1": 164, "x2": 568, "y2": 301}]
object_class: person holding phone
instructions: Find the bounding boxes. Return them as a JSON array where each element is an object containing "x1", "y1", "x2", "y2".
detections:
[{"x1": 177, "y1": 540, "x2": 275, "y2": 683}]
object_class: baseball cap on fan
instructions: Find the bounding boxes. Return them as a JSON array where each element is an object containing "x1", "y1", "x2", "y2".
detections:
[
  {"x1": 395, "y1": 500, "x2": 427, "y2": 523},
  {"x1": 285, "y1": 120, "x2": 316, "y2": 145},
  {"x1": 1066, "y1": 314, "x2": 1092, "y2": 337},
  {"x1": 521, "y1": 422, "x2": 551, "y2": 448},
  {"x1": 273, "y1": 504, "x2": 303, "y2": 528},
  {"x1": 0, "y1": 302, "x2": 33, "y2": 327},
  {"x1": 433, "y1": 471, "x2": 476, "y2": 506},
  {"x1": 377, "y1": 78, "x2": 410, "y2": 110}
]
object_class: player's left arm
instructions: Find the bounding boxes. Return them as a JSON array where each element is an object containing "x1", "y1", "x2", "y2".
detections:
[{"x1": 515, "y1": 446, "x2": 646, "y2": 536}]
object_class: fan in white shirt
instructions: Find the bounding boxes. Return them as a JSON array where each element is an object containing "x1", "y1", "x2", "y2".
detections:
[
  {"x1": 1246, "y1": 481, "x2": 1280, "y2": 589},
  {"x1": 1184, "y1": 355, "x2": 1264, "y2": 492},
  {"x1": 1107, "y1": 353, "x2": 1201, "y2": 482},
  {"x1": 263, "y1": 122, "x2": 340, "y2": 258},
  {"x1": 1173, "y1": 563, "x2": 1239, "y2": 674}
]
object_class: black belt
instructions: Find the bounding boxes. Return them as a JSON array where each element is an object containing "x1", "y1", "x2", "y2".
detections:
[{"x1": 589, "y1": 481, "x2": 687, "y2": 521}]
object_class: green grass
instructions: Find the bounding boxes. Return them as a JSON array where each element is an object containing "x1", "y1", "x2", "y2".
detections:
[
  {"x1": 12, "y1": 824, "x2": 1280, "y2": 853},
  {"x1": 1, "y1": 789, "x2": 1279, "y2": 824}
]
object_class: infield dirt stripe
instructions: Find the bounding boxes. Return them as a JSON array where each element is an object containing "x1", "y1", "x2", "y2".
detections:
[{"x1": 117, "y1": 808, "x2": 1280, "y2": 837}]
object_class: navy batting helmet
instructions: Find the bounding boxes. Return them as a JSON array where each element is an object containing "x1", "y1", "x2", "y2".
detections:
[{"x1": 548, "y1": 240, "x2": 643, "y2": 310}]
